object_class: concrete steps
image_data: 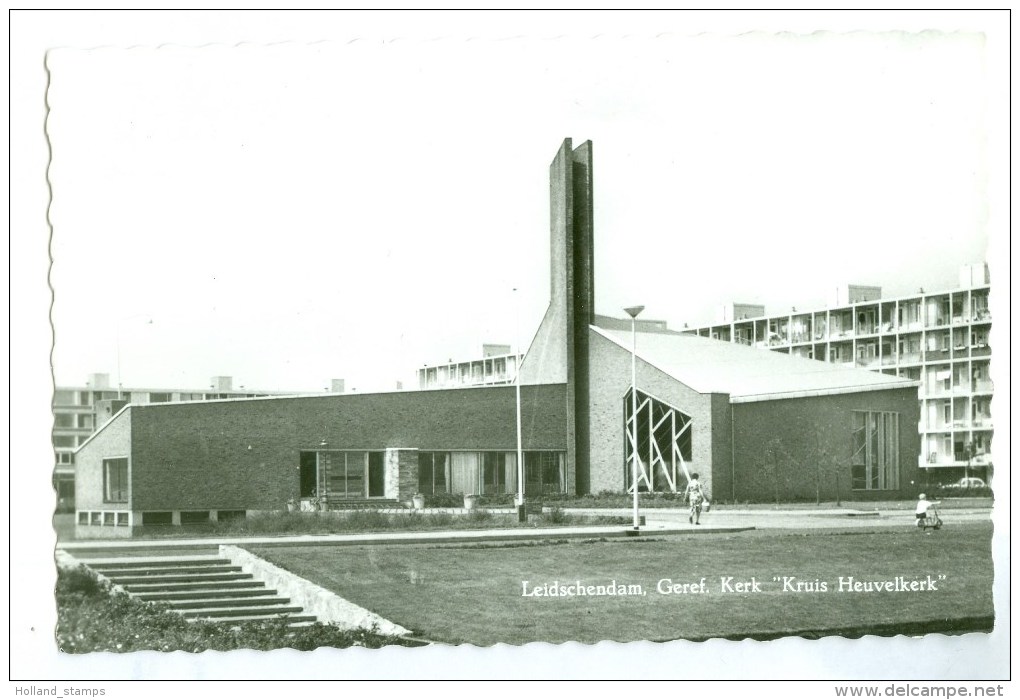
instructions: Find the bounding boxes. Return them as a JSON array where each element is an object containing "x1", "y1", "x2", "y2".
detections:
[
  {"x1": 81, "y1": 554, "x2": 318, "y2": 626},
  {"x1": 134, "y1": 588, "x2": 279, "y2": 602}
]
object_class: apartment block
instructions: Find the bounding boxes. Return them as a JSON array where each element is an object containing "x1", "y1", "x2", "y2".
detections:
[
  {"x1": 418, "y1": 346, "x2": 521, "y2": 390},
  {"x1": 684, "y1": 263, "x2": 993, "y2": 486}
]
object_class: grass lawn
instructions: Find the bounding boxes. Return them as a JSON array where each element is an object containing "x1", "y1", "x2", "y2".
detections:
[{"x1": 249, "y1": 523, "x2": 993, "y2": 646}]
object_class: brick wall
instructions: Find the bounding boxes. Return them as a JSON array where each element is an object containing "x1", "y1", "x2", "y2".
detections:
[
  {"x1": 386, "y1": 448, "x2": 420, "y2": 501},
  {"x1": 123, "y1": 384, "x2": 567, "y2": 511},
  {"x1": 708, "y1": 393, "x2": 734, "y2": 503},
  {"x1": 731, "y1": 387, "x2": 921, "y2": 502},
  {"x1": 587, "y1": 331, "x2": 720, "y2": 495}
]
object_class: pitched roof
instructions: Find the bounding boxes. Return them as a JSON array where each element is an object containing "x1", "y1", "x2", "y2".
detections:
[{"x1": 591, "y1": 325, "x2": 918, "y2": 403}]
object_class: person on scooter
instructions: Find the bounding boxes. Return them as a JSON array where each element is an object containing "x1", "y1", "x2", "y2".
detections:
[{"x1": 915, "y1": 493, "x2": 941, "y2": 528}]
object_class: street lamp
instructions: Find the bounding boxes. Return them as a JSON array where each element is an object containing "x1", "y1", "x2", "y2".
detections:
[
  {"x1": 624, "y1": 305, "x2": 645, "y2": 530},
  {"x1": 514, "y1": 287, "x2": 525, "y2": 512}
]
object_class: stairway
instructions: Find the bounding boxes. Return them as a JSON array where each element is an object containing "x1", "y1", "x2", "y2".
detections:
[{"x1": 81, "y1": 555, "x2": 317, "y2": 626}]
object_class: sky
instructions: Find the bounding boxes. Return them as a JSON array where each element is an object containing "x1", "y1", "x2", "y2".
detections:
[{"x1": 42, "y1": 25, "x2": 997, "y2": 394}]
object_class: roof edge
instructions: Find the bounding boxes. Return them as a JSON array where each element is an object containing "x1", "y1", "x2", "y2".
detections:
[
  {"x1": 730, "y1": 381, "x2": 920, "y2": 404},
  {"x1": 590, "y1": 324, "x2": 712, "y2": 394}
]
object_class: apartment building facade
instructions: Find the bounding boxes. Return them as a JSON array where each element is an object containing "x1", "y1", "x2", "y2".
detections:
[
  {"x1": 418, "y1": 345, "x2": 521, "y2": 390},
  {"x1": 683, "y1": 263, "x2": 993, "y2": 486}
]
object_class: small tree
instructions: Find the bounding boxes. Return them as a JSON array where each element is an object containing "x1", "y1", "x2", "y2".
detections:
[{"x1": 758, "y1": 437, "x2": 788, "y2": 506}]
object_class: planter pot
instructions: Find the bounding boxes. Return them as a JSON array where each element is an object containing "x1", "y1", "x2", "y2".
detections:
[
  {"x1": 464, "y1": 495, "x2": 479, "y2": 510},
  {"x1": 300, "y1": 499, "x2": 315, "y2": 513},
  {"x1": 286, "y1": 503, "x2": 297, "y2": 513},
  {"x1": 412, "y1": 495, "x2": 426, "y2": 510},
  {"x1": 318, "y1": 501, "x2": 329, "y2": 512}
]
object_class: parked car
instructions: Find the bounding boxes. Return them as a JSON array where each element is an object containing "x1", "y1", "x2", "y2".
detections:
[{"x1": 945, "y1": 477, "x2": 987, "y2": 490}]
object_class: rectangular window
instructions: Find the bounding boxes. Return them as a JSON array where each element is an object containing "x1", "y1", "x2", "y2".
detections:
[
  {"x1": 451, "y1": 452, "x2": 480, "y2": 494},
  {"x1": 418, "y1": 452, "x2": 452, "y2": 495},
  {"x1": 525, "y1": 452, "x2": 565, "y2": 496},
  {"x1": 103, "y1": 458, "x2": 129, "y2": 502},
  {"x1": 53, "y1": 391, "x2": 76, "y2": 406},
  {"x1": 481, "y1": 452, "x2": 519, "y2": 495},
  {"x1": 53, "y1": 435, "x2": 75, "y2": 448},
  {"x1": 53, "y1": 413, "x2": 75, "y2": 428},
  {"x1": 323, "y1": 451, "x2": 368, "y2": 500},
  {"x1": 149, "y1": 392, "x2": 172, "y2": 403},
  {"x1": 850, "y1": 411, "x2": 899, "y2": 491}
]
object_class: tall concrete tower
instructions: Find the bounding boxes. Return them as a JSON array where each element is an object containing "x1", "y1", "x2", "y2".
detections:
[{"x1": 520, "y1": 138, "x2": 595, "y2": 494}]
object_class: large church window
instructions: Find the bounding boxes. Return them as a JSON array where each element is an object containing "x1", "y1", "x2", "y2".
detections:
[{"x1": 623, "y1": 389, "x2": 693, "y2": 493}]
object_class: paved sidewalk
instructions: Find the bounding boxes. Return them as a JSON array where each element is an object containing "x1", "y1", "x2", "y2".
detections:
[
  {"x1": 58, "y1": 522, "x2": 748, "y2": 552},
  {"x1": 57, "y1": 505, "x2": 993, "y2": 554},
  {"x1": 610, "y1": 505, "x2": 993, "y2": 530}
]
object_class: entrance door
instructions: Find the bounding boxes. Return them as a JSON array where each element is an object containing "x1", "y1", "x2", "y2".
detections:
[
  {"x1": 368, "y1": 452, "x2": 386, "y2": 497},
  {"x1": 299, "y1": 451, "x2": 317, "y2": 497}
]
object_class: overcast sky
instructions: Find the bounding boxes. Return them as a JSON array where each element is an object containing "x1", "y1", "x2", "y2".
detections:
[{"x1": 45, "y1": 26, "x2": 995, "y2": 393}]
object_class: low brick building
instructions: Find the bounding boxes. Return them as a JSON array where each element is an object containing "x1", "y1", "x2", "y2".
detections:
[{"x1": 73, "y1": 138, "x2": 921, "y2": 536}]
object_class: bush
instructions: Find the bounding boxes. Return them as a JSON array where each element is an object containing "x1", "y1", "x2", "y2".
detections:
[
  {"x1": 342, "y1": 511, "x2": 391, "y2": 530},
  {"x1": 934, "y1": 486, "x2": 993, "y2": 499},
  {"x1": 56, "y1": 565, "x2": 104, "y2": 597},
  {"x1": 467, "y1": 509, "x2": 492, "y2": 524},
  {"x1": 425, "y1": 492, "x2": 465, "y2": 508},
  {"x1": 478, "y1": 493, "x2": 515, "y2": 507}
]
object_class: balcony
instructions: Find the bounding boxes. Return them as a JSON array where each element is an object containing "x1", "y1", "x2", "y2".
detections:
[
  {"x1": 972, "y1": 380, "x2": 993, "y2": 393},
  {"x1": 921, "y1": 453, "x2": 963, "y2": 468}
]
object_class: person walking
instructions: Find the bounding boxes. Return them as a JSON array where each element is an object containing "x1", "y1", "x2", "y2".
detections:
[{"x1": 685, "y1": 473, "x2": 708, "y2": 525}]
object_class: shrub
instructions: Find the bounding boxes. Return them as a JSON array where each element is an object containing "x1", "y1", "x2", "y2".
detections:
[
  {"x1": 478, "y1": 493, "x2": 515, "y2": 507},
  {"x1": 423, "y1": 512, "x2": 455, "y2": 528},
  {"x1": 56, "y1": 565, "x2": 104, "y2": 597},
  {"x1": 342, "y1": 510, "x2": 391, "y2": 531},
  {"x1": 425, "y1": 492, "x2": 465, "y2": 508},
  {"x1": 544, "y1": 506, "x2": 569, "y2": 524}
]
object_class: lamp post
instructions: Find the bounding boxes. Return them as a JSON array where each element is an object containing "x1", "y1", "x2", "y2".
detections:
[
  {"x1": 514, "y1": 287, "x2": 525, "y2": 512},
  {"x1": 624, "y1": 305, "x2": 645, "y2": 530}
]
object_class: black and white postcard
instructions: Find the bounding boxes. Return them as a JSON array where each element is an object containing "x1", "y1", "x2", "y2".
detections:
[{"x1": 11, "y1": 9, "x2": 1009, "y2": 687}]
